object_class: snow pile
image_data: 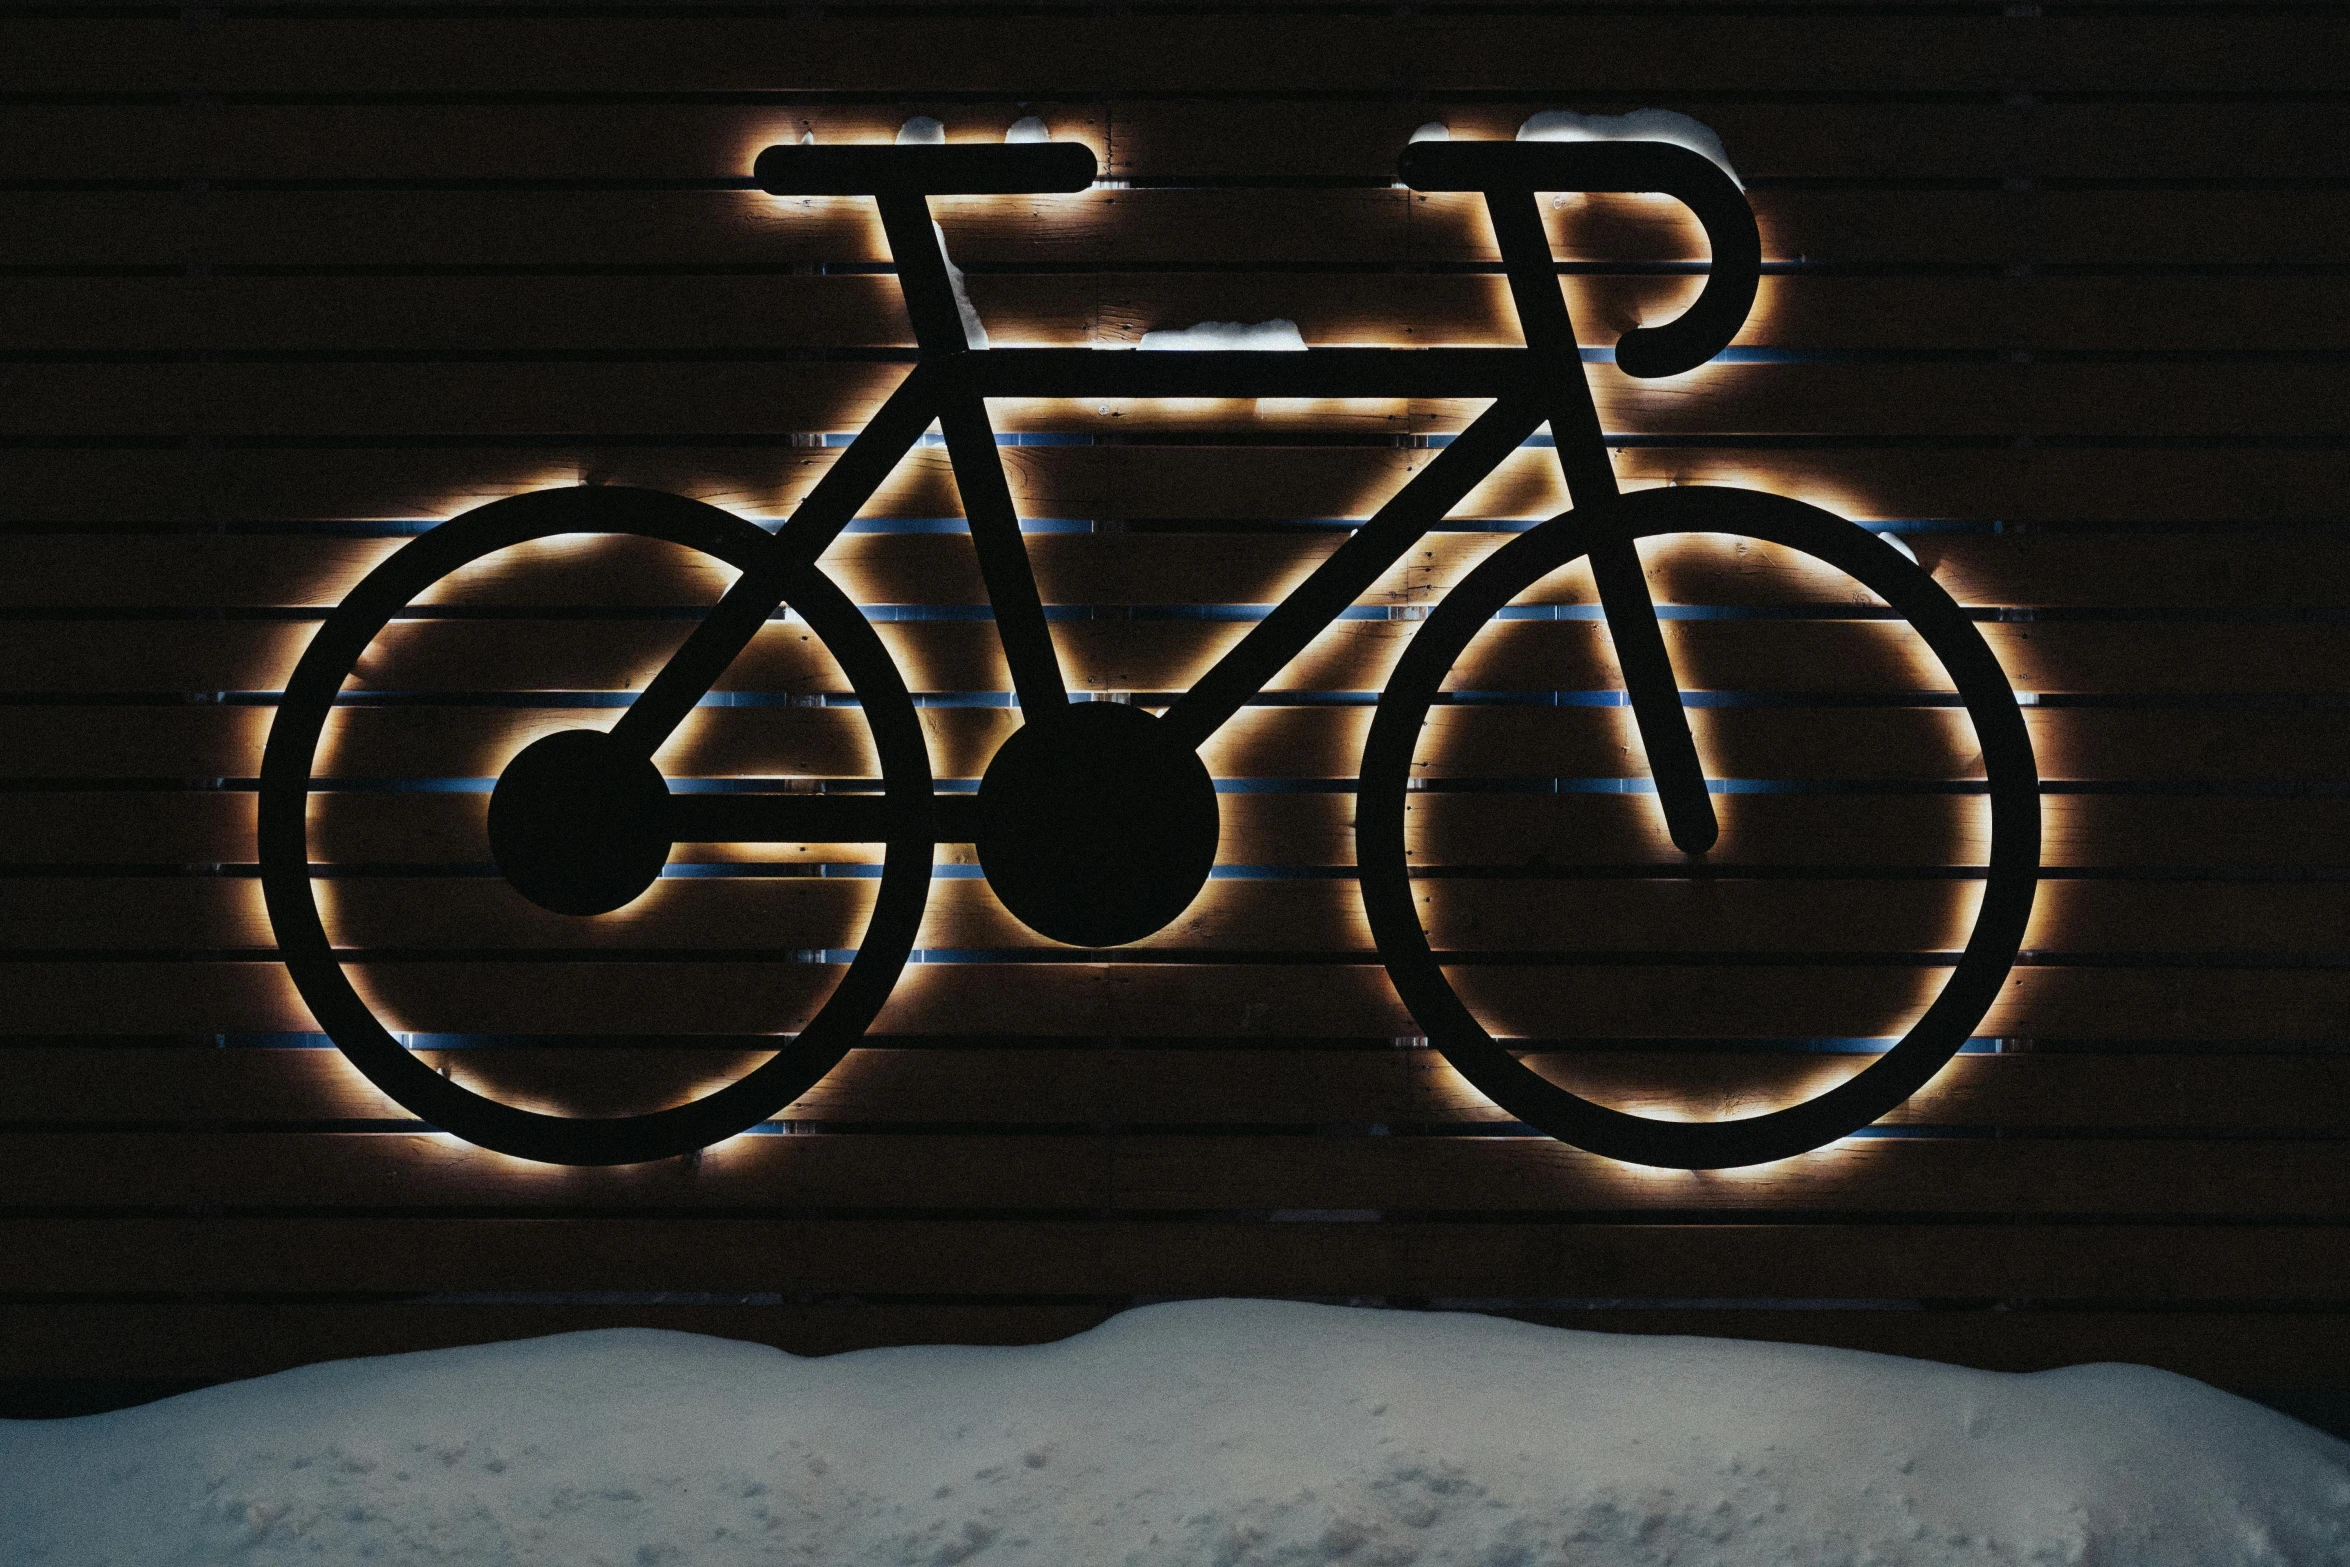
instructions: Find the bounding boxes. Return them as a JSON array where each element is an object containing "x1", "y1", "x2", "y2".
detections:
[
  {"x1": 896, "y1": 115, "x2": 945, "y2": 146},
  {"x1": 1004, "y1": 116, "x2": 1050, "y2": 144},
  {"x1": 1139, "y1": 319, "x2": 1309, "y2": 352},
  {"x1": 1520, "y1": 108, "x2": 1743, "y2": 188},
  {"x1": 6, "y1": 1300, "x2": 2347, "y2": 1565}
]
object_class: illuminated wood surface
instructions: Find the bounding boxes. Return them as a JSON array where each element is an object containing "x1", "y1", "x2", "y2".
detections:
[
  {"x1": 4, "y1": 703, "x2": 2345, "y2": 783},
  {"x1": 7, "y1": 790, "x2": 2347, "y2": 871},
  {"x1": 4, "y1": 1, "x2": 2346, "y2": 1413},
  {"x1": 9, "y1": 271, "x2": 2346, "y2": 354},
  {"x1": 11, "y1": 187, "x2": 2350, "y2": 270},
  {"x1": 8, "y1": 876, "x2": 2349, "y2": 960},
  {"x1": 12, "y1": 530, "x2": 2350, "y2": 609},
  {"x1": 15, "y1": 617, "x2": 2350, "y2": 698},
  {"x1": 11, "y1": 361, "x2": 2347, "y2": 442},
  {"x1": 7, "y1": 961, "x2": 2347, "y2": 1041},
  {"x1": 4, "y1": 444, "x2": 2343, "y2": 526}
]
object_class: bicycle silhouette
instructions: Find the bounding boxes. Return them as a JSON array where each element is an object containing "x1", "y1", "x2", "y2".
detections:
[{"x1": 260, "y1": 138, "x2": 2039, "y2": 1170}]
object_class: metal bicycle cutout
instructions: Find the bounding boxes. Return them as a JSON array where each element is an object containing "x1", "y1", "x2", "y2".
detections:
[{"x1": 261, "y1": 136, "x2": 2038, "y2": 1169}]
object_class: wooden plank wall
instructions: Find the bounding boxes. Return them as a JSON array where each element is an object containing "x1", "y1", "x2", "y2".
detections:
[{"x1": 5, "y1": 4, "x2": 2348, "y2": 1417}]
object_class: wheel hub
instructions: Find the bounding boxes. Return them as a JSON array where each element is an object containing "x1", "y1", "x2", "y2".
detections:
[
  {"x1": 976, "y1": 703, "x2": 1220, "y2": 948},
  {"x1": 488, "y1": 729, "x2": 673, "y2": 916}
]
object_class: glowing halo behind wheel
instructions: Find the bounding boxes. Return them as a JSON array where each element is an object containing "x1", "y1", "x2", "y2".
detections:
[
  {"x1": 257, "y1": 486, "x2": 935, "y2": 1166},
  {"x1": 1356, "y1": 485, "x2": 2039, "y2": 1171}
]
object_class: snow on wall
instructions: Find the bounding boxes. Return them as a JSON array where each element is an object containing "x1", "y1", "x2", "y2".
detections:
[
  {"x1": 1138, "y1": 320, "x2": 1310, "y2": 352},
  {"x1": 1519, "y1": 108, "x2": 1743, "y2": 189},
  {"x1": 932, "y1": 222, "x2": 990, "y2": 351},
  {"x1": 884, "y1": 118, "x2": 991, "y2": 348},
  {"x1": 6, "y1": 1299, "x2": 2347, "y2": 1566}
]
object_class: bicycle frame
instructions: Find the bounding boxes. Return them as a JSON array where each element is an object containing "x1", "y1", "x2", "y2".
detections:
[
  {"x1": 605, "y1": 138, "x2": 1764, "y2": 856},
  {"x1": 259, "y1": 136, "x2": 2038, "y2": 1169}
]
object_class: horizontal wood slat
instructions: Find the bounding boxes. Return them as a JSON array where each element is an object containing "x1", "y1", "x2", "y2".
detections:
[
  {"x1": 10, "y1": 15, "x2": 2346, "y2": 94},
  {"x1": 8, "y1": 1301, "x2": 2346, "y2": 1390},
  {"x1": 1109, "y1": 1136, "x2": 2350, "y2": 1217},
  {"x1": 9, "y1": 1216, "x2": 2350, "y2": 1304},
  {"x1": 7, "y1": 530, "x2": 2350, "y2": 615},
  {"x1": 11, "y1": 100, "x2": 2350, "y2": 182},
  {"x1": 2, "y1": 702, "x2": 2341, "y2": 783},
  {"x1": 1403, "y1": 793, "x2": 2350, "y2": 873},
  {"x1": 8, "y1": 273, "x2": 2345, "y2": 355},
  {"x1": 8, "y1": 792, "x2": 2344, "y2": 872},
  {"x1": 7, "y1": 875, "x2": 2345, "y2": 961},
  {"x1": 11, "y1": 616, "x2": 2350, "y2": 699},
  {"x1": 8, "y1": 1046, "x2": 2347, "y2": 1132},
  {"x1": 11, "y1": 360, "x2": 2343, "y2": 442},
  {"x1": 11, "y1": 187, "x2": 2350, "y2": 268},
  {"x1": 3, "y1": 445, "x2": 2336, "y2": 527},
  {"x1": 0, "y1": 1128, "x2": 1106, "y2": 1210},
  {"x1": 3, "y1": 1128, "x2": 2348, "y2": 1217},
  {"x1": 5, "y1": 960, "x2": 2345, "y2": 1042}
]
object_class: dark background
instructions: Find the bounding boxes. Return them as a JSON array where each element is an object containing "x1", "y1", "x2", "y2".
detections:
[{"x1": 4, "y1": 4, "x2": 2348, "y2": 1433}]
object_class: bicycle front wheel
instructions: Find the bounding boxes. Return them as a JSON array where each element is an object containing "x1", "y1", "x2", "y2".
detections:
[
  {"x1": 1357, "y1": 485, "x2": 2038, "y2": 1170},
  {"x1": 258, "y1": 486, "x2": 936, "y2": 1165}
]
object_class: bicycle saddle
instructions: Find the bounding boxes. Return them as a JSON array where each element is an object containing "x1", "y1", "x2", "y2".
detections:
[
  {"x1": 754, "y1": 141, "x2": 1098, "y2": 196},
  {"x1": 1397, "y1": 139, "x2": 1761, "y2": 379}
]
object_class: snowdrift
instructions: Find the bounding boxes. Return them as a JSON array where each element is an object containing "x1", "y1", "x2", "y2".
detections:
[{"x1": 6, "y1": 1299, "x2": 2346, "y2": 1565}]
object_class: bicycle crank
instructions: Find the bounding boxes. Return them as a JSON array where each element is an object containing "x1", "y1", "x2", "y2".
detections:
[
  {"x1": 488, "y1": 729, "x2": 674, "y2": 917},
  {"x1": 975, "y1": 702, "x2": 1221, "y2": 948}
]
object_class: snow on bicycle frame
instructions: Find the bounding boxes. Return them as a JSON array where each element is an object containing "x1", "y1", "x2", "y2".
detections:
[{"x1": 257, "y1": 137, "x2": 2038, "y2": 1170}]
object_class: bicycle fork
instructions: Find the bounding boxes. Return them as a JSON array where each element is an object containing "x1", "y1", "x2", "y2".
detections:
[{"x1": 1485, "y1": 190, "x2": 1719, "y2": 855}]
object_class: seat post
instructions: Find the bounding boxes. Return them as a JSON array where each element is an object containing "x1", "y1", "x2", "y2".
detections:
[
  {"x1": 874, "y1": 191, "x2": 978, "y2": 356},
  {"x1": 867, "y1": 191, "x2": 1068, "y2": 712}
]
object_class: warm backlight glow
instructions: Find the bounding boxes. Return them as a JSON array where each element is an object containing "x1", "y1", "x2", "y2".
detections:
[
  {"x1": 268, "y1": 124, "x2": 1995, "y2": 1175},
  {"x1": 1424, "y1": 1054, "x2": 1873, "y2": 1183},
  {"x1": 1602, "y1": 1137, "x2": 1867, "y2": 1184}
]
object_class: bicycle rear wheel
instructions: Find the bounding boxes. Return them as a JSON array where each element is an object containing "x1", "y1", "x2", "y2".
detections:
[
  {"x1": 258, "y1": 486, "x2": 935, "y2": 1165},
  {"x1": 1356, "y1": 485, "x2": 2038, "y2": 1170}
]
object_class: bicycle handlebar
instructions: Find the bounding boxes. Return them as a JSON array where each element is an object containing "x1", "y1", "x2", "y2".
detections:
[
  {"x1": 1396, "y1": 140, "x2": 1760, "y2": 378},
  {"x1": 754, "y1": 142, "x2": 1099, "y2": 196}
]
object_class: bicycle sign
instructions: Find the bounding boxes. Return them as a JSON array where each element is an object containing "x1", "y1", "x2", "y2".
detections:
[{"x1": 259, "y1": 137, "x2": 2040, "y2": 1171}]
